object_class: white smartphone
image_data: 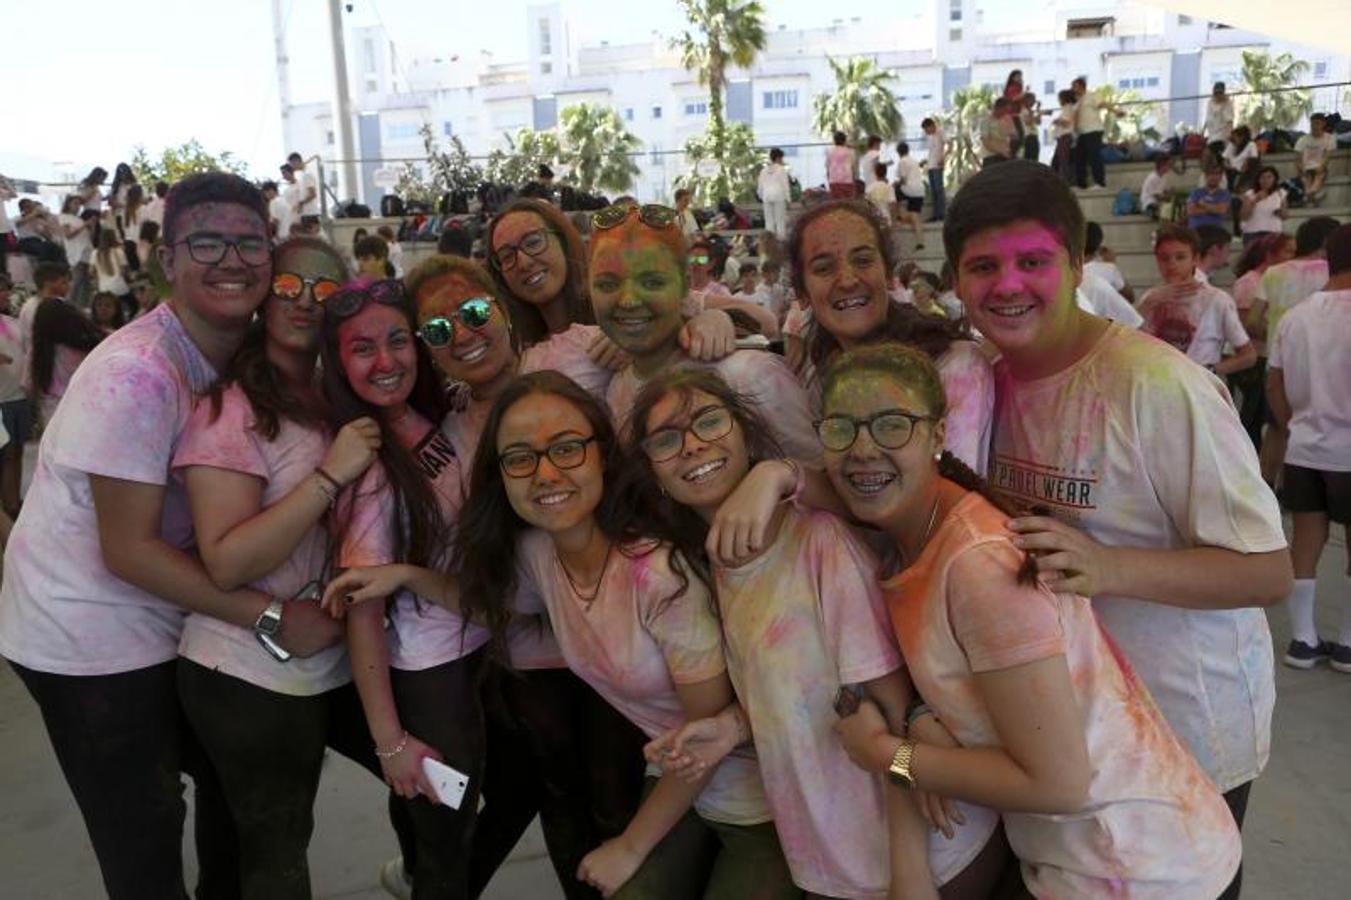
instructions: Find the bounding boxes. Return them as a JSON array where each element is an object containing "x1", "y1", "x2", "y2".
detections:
[
  {"x1": 734, "y1": 334, "x2": 771, "y2": 350},
  {"x1": 421, "y1": 757, "x2": 469, "y2": 810}
]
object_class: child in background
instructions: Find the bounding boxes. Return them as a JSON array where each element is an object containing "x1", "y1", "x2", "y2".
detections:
[
  {"x1": 1140, "y1": 154, "x2": 1172, "y2": 219},
  {"x1": 1295, "y1": 114, "x2": 1337, "y2": 206},
  {"x1": 354, "y1": 234, "x2": 394, "y2": 278},
  {"x1": 1051, "y1": 89, "x2": 1077, "y2": 182},
  {"x1": 1082, "y1": 221, "x2": 1134, "y2": 302},
  {"x1": 377, "y1": 225, "x2": 405, "y2": 277},
  {"x1": 864, "y1": 163, "x2": 896, "y2": 225}
]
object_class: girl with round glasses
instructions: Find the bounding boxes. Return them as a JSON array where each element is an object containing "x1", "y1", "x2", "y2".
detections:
[
  {"x1": 624, "y1": 369, "x2": 999, "y2": 899},
  {"x1": 322, "y1": 371, "x2": 795, "y2": 899},
  {"x1": 405, "y1": 254, "x2": 648, "y2": 898},
  {"x1": 172, "y1": 238, "x2": 412, "y2": 896},
  {"x1": 824, "y1": 343, "x2": 1243, "y2": 900},
  {"x1": 319, "y1": 273, "x2": 486, "y2": 898}
]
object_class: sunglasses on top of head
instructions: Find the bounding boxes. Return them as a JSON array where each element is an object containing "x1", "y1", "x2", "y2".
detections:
[
  {"x1": 323, "y1": 278, "x2": 405, "y2": 318},
  {"x1": 591, "y1": 203, "x2": 678, "y2": 232},
  {"x1": 417, "y1": 296, "x2": 495, "y2": 348}
]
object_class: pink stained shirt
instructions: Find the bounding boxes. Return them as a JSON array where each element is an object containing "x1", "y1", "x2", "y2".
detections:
[
  {"x1": 519, "y1": 323, "x2": 614, "y2": 403},
  {"x1": 0, "y1": 303, "x2": 215, "y2": 675},
  {"x1": 337, "y1": 412, "x2": 490, "y2": 671},
  {"x1": 513, "y1": 529, "x2": 770, "y2": 826},
  {"x1": 885, "y1": 492, "x2": 1242, "y2": 899},
  {"x1": 826, "y1": 145, "x2": 856, "y2": 186},
  {"x1": 1137, "y1": 282, "x2": 1250, "y2": 368},
  {"x1": 715, "y1": 506, "x2": 995, "y2": 895},
  {"x1": 172, "y1": 384, "x2": 350, "y2": 695}
]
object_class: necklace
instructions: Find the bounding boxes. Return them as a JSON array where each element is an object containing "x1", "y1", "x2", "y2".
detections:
[
  {"x1": 899, "y1": 492, "x2": 943, "y2": 568},
  {"x1": 558, "y1": 539, "x2": 615, "y2": 610}
]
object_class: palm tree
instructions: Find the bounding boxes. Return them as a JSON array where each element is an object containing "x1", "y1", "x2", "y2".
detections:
[
  {"x1": 1238, "y1": 50, "x2": 1312, "y2": 134},
  {"x1": 558, "y1": 103, "x2": 642, "y2": 194},
  {"x1": 484, "y1": 128, "x2": 562, "y2": 187},
  {"x1": 1095, "y1": 85, "x2": 1161, "y2": 144},
  {"x1": 938, "y1": 84, "x2": 996, "y2": 190},
  {"x1": 674, "y1": 0, "x2": 767, "y2": 202},
  {"x1": 676, "y1": 121, "x2": 762, "y2": 205},
  {"x1": 810, "y1": 57, "x2": 904, "y2": 146}
]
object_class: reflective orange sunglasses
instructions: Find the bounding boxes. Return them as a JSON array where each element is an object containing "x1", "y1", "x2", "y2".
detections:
[{"x1": 272, "y1": 272, "x2": 343, "y2": 304}]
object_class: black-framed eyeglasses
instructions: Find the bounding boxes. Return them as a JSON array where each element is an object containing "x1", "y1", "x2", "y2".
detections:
[
  {"x1": 591, "y1": 203, "x2": 678, "y2": 232},
  {"x1": 173, "y1": 233, "x2": 271, "y2": 268},
  {"x1": 418, "y1": 297, "x2": 495, "y2": 348},
  {"x1": 272, "y1": 271, "x2": 342, "y2": 304},
  {"x1": 324, "y1": 278, "x2": 405, "y2": 318},
  {"x1": 641, "y1": 405, "x2": 734, "y2": 463},
  {"x1": 816, "y1": 410, "x2": 934, "y2": 452},
  {"x1": 491, "y1": 228, "x2": 553, "y2": 271},
  {"x1": 499, "y1": 436, "x2": 597, "y2": 479}
]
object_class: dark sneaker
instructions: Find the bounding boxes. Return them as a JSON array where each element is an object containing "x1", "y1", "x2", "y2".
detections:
[
  {"x1": 1330, "y1": 643, "x2": 1351, "y2": 674},
  {"x1": 1283, "y1": 639, "x2": 1332, "y2": 669}
]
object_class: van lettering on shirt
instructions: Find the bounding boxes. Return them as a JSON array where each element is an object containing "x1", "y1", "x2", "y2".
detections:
[{"x1": 415, "y1": 430, "x2": 458, "y2": 482}]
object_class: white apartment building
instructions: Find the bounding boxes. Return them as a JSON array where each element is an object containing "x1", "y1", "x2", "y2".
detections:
[{"x1": 284, "y1": 1, "x2": 1349, "y2": 205}]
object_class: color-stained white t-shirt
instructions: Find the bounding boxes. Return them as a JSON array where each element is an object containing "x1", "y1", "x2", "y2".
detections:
[
  {"x1": 337, "y1": 418, "x2": 490, "y2": 671},
  {"x1": 1295, "y1": 132, "x2": 1336, "y2": 170},
  {"x1": 519, "y1": 323, "x2": 614, "y2": 403},
  {"x1": 607, "y1": 349, "x2": 823, "y2": 468},
  {"x1": 514, "y1": 530, "x2": 770, "y2": 826},
  {"x1": 989, "y1": 324, "x2": 1286, "y2": 791},
  {"x1": 173, "y1": 385, "x2": 351, "y2": 695},
  {"x1": 0, "y1": 304, "x2": 215, "y2": 675},
  {"x1": 1262, "y1": 257, "x2": 1328, "y2": 339},
  {"x1": 1137, "y1": 282, "x2": 1249, "y2": 368},
  {"x1": 1269, "y1": 289, "x2": 1351, "y2": 473},
  {"x1": 885, "y1": 493, "x2": 1242, "y2": 899},
  {"x1": 717, "y1": 506, "x2": 995, "y2": 895},
  {"x1": 1077, "y1": 273, "x2": 1143, "y2": 329}
]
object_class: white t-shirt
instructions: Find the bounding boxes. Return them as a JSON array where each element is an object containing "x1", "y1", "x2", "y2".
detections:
[
  {"x1": 989, "y1": 324, "x2": 1285, "y2": 791},
  {"x1": 863, "y1": 180, "x2": 894, "y2": 223},
  {"x1": 1263, "y1": 258, "x2": 1328, "y2": 338},
  {"x1": 338, "y1": 419, "x2": 490, "y2": 671},
  {"x1": 519, "y1": 323, "x2": 614, "y2": 403},
  {"x1": 59, "y1": 213, "x2": 92, "y2": 266},
  {"x1": 1137, "y1": 282, "x2": 1250, "y2": 368},
  {"x1": 896, "y1": 156, "x2": 925, "y2": 198},
  {"x1": 142, "y1": 196, "x2": 165, "y2": 227},
  {"x1": 860, "y1": 149, "x2": 884, "y2": 184},
  {"x1": 1222, "y1": 140, "x2": 1258, "y2": 171},
  {"x1": 268, "y1": 196, "x2": 293, "y2": 244},
  {"x1": 1204, "y1": 98, "x2": 1235, "y2": 143},
  {"x1": 1083, "y1": 260, "x2": 1125, "y2": 293},
  {"x1": 1140, "y1": 170, "x2": 1168, "y2": 209},
  {"x1": 514, "y1": 529, "x2": 771, "y2": 826},
  {"x1": 1295, "y1": 132, "x2": 1336, "y2": 170},
  {"x1": 1075, "y1": 92, "x2": 1103, "y2": 134},
  {"x1": 756, "y1": 162, "x2": 791, "y2": 203},
  {"x1": 1269, "y1": 289, "x2": 1351, "y2": 472},
  {"x1": 1077, "y1": 273, "x2": 1144, "y2": 329},
  {"x1": 282, "y1": 179, "x2": 305, "y2": 218},
  {"x1": 93, "y1": 248, "x2": 129, "y2": 295},
  {"x1": 173, "y1": 384, "x2": 350, "y2": 695},
  {"x1": 924, "y1": 130, "x2": 946, "y2": 169},
  {"x1": 1241, "y1": 188, "x2": 1285, "y2": 235},
  {"x1": 886, "y1": 493, "x2": 1241, "y2": 898},
  {"x1": 718, "y1": 506, "x2": 994, "y2": 894},
  {"x1": 295, "y1": 169, "x2": 320, "y2": 216},
  {"x1": 0, "y1": 304, "x2": 216, "y2": 675}
]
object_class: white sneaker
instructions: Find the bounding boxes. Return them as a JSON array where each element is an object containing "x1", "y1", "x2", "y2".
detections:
[{"x1": 379, "y1": 856, "x2": 412, "y2": 900}]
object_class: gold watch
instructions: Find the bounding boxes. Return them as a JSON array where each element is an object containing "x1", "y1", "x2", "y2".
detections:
[{"x1": 887, "y1": 739, "x2": 917, "y2": 789}]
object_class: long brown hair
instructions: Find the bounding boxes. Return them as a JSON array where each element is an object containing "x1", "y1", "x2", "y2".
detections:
[
  {"x1": 485, "y1": 199, "x2": 594, "y2": 347},
  {"x1": 206, "y1": 237, "x2": 347, "y2": 440},
  {"x1": 821, "y1": 342, "x2": 1037, "y2": 585},
  {"x1": 451, "y1": 371, "x2": 690, "y2": 664},
  {"x1": 321, "y1": 276, "x2": 453, "y2": 573},
  {"x1": 618, "y1": 369, "x2": 787, "y2": 613}
]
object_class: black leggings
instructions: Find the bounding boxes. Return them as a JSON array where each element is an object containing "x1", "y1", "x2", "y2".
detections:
[
  {"x1": 389, "y1": 651, "x2": 488, "y2": 899},
  {"x1": 1074, "y1": 130, "x2": 1106, "y2": 188},
  {"x1": 177, "y1": 659, "x2": 416, "y2": 900},
  {"x1": 470, "y1": 665, "x2": 647, "y2": 899},
  {"x1": 9, "y1": 658, "x2": 239, "y2": 900}
]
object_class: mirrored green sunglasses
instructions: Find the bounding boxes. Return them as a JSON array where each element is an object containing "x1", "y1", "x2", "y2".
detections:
[{"x1": 417, "y1": 297, "x2": 495, "y2": 348}]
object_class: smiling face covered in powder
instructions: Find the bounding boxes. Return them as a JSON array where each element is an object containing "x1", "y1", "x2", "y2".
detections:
[
  {"x1": 800, "y1": 208, "x2": 891, "y2": 349},
  {"x1": 589, "y1": 217, "x2": 687, "y2": 364}
]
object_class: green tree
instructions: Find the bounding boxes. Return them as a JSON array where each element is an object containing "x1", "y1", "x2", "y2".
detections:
[
  {"x1": 1238, "y1": 50, "x2": 1313, "y2": 133},
  {"x1": 676, "y1": 121, "x2": 762, "y2": 206},
  {"x1": 484, "y1": 128, "x2": 562, "y2": 187},
  {"x1": 394, "y1": 124, "x2": 484, "y2": 205},
  {"x1": 674, "y1": 0, "x2": 767, "y2": 203},
  {"x1": 810, "y1": 56, "x2": 903, "y2": 146},
  {"x1": 1095, "y1": 85, "x2": 1161, "y2": 144},
  {"x1": 937, "y1": 84, "x2": 996, "y2": 190},
  {"x1": 129, "y1": 140, "x2": 249, "y2": 184},
  {"x1": 558, "y1": 103, "x2": 642, "y2": 194}
]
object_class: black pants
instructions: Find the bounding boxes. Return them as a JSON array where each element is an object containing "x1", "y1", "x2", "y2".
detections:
[
  {"x1": 9, "y1": 658, "x2": 239, "y2": 900},
  {"x1": 1022, "y1": 134, "x2": 1041, "y2": 162},
  {"x1": 17, "y1": 236, "x2": 66, "y2": 264},
  {"x1": 177, "y1": 659, "x2": 416, "y2": 900},
  {"x1": 390, "y1": 651, "x2": 488, "y2": 899},
  {"x1": 1216, "y1": 781, "x2": 1253, "y2": 900},
  {"x1": 1074, "y1": 130, "x2": 1106, "y2": 187},
  {"x1": 1229, "y1": 359, "x2": 1267, "y2": 449},
  {"x1": 470, "y1": 666, "x2": 647, "y2": 899}
]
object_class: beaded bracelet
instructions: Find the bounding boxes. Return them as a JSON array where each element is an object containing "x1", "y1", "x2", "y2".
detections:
[{"x1": 374, "y1": 731, "x2": 409, "y2": 760}]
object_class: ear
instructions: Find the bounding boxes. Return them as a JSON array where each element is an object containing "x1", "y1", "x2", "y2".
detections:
[{"x1": 930, "y1": 417, "x2": 947, "y2": 458}]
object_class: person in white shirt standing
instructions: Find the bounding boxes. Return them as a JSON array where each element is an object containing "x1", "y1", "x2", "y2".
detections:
[
  {"x1": 1071, "y1": 76, "x2": 1109, "y2": 188},
  {"x1": 921, "y1": 117, "x2": 947, "y2": 221},
  {"x1": 1295, "y1": 114, "x2": 1338, "y2": 206},
  {"x1": 1267, "y1": 224, "x2": 1351, "y2": 673},
  {"x1": 261, "y1": 180, "x2": 291, "y2": 245},
  {"x1": 1204, "y1": 82, "x2": 1236, "y2": 163},
  {"x1": 756, "y1": 148, "x2": 791, "y2": 241},
  {"x1": 892, "y1": 142, "x2": 926, "y2": 249},
  {"x1": 58, "y1": 194, "x2": 96, "y2": 307},
  {"x1": 859, "y1": 135, "x2": 885, "y2": 187},
  {"x1": 286, "y1": 151, "x2": 320, "y2": 223}
]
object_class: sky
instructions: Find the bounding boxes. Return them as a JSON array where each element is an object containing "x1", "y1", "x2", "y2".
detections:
[{"x1": 1, "y1": 0, "x2": 925, "y2": 183}]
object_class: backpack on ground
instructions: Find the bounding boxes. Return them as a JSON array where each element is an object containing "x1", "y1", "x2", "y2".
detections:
[{"x1": 1112, "y1": 188, "x2": 1138, "y2": 216}]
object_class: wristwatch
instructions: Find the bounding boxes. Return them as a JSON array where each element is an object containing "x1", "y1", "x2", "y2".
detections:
[
  {"x1": 887, "y1": 739, "x2": 917, "y2": 789},
  {"x1": 254, "y1": 597, "x2": 292, "y2": 663}
]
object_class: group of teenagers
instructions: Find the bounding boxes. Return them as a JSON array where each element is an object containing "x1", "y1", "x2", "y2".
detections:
[{"x1": 0, "y1": 158, "x2": 1292, "y2": 900}]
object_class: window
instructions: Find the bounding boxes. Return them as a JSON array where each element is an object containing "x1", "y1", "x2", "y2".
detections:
[
  {"x1": 1314, "y1": 61, "x2": 1328, "y2": 79},
  {"x1": 949, "y1": 0, "x2": 962, "y2": 22},
  {"x1": 365, "y1": 78, "x2": 378, "y2": 93},
  {"x1": 541, "y1": 62, "x2": 552, "y2": 75},
  {"x1": 539, "y1": 18, "x2": 552, "y2": 55},
  {"x1": 1067, "y1": 17, "x2": 1113, "y2": 39},
  {"x1": 762, "y1": 90, "x2": 799, "y2": 110},
  {"x1": 442, "y1": 121, "x2": 453, "y2": 136},
  {"x1": 1146, "y1": 76, "x2": 1160, "y2": 87},
  {"x1": 684, "y1": 100, "x2": 708, "y2": 116},
  {"x1": 326, "y1": 130, "x2": 335, "y2": 145},
  {"x1": 949, "y1": 28, "x2": 962, "y2": 42},
  {"x1": 363, "y1": 38, "x2": 377, "y2": 75},
  {"x1": 1179, "y1": 15, "x2": 1193, "y2": 25},
  {"x1": 386, "y1": 123, "x2": 419, "y2": 141},
  {"x1": 624, "y1": 107, "x2": 634, "y2": 121},
  {"x1": 1044, "y1": 80, "x2": 1055, "y2": 95},
  {"x1": 653, "y1": 105, "x2": 662, "y2": 119}
]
